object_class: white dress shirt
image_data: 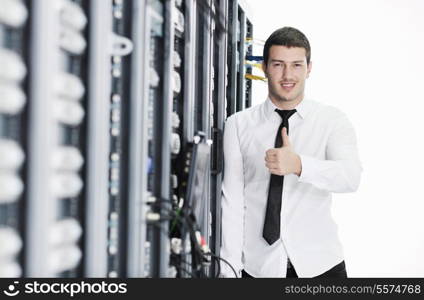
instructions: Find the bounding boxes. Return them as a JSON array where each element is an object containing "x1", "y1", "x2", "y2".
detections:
[{"x1": 220, "y1": 97, "x2": 362, "y2": 278}]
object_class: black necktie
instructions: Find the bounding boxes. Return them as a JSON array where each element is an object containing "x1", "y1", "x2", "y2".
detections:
[{"x1": 263, "y1": 108, "x2": 297, "y2": 245}]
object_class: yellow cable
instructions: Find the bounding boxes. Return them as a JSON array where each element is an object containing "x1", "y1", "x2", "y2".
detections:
[
  {"x1": 245, "y1": 74, "x2": 267, "y2": 82},
  {"x1": 245, "y1": 37, "x2": 265, "y2": 44},
  {"x1": 245, "y1": 60, "x2": 262, "y2": 69}
]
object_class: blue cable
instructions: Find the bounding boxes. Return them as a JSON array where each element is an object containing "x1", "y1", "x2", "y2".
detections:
[{"x1": 245, "y1": 55, "x2": 263, "y2": 61}]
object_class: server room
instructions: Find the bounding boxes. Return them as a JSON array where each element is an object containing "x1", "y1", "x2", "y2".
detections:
[
  {"x1": 0, "y1": 0, "x2": 257, "y2": 278},
  {"x1": 0, "y1": 0, "x2": 423, "y2": 280}
]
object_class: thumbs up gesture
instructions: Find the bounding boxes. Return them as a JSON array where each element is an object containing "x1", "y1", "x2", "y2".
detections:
[{"x1": 265, "y1": 127, "x2": 302, "y2": 176}]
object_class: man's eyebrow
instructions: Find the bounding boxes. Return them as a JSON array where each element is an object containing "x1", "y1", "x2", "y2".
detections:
[{"x1": 270, "y1": 59, "x2": 305, "y2": 63}]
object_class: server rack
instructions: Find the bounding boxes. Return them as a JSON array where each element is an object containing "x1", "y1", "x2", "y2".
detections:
[
  {"x1": 84, "y1": 0, "x2": 113, "y2": 277},
  {"x1": 210, "y1": 0, "x2": 228, "y2": 278},
  {"x1": 244, "y1": 17, "x2": 253, "y2": 108},
  {"x1": 170, "y1": 0, "x2": 190, "y2": 278},
  {"x1": 25, "y1": 0, "x2": 89, "y2": 277},
  {"x1": 54, "y1": 0, "x2": 88, "y2": 277},
  {"x1": 84, "y1": 0, "x2": 134, "y2": 278},
  {"x1": 105, "y1": 0, "x2": 133, "y2": 278},
  {"x1": 132, "y1": 0, "x2": 174, "y2": 278},
  {"x1": 0, "y1": 0, "x2": 28, "y2": 278},
  {"x1": 126, "y1": 0, "x2": 149, "y2": 278},
  {"x1": 226, "y1": 0, "x2": 251, "y2": 116},
  {"x1": 226, "y1": 0, "x2": 237, "y2": 117},
  {"x1": 0, "y1": 0, "x2": 254, "y2": 278},
  {"x1": 189, "y1": 0, "x2": 214, "y2": 276}
]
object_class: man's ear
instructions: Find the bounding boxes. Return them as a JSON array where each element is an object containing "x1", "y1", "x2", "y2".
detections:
[
  {"x1": 262, "y1": 61, "x2": 267, "y2": 77},
  {"x1": 306, "y1": 61, "x2": 312, "y2": 78}
]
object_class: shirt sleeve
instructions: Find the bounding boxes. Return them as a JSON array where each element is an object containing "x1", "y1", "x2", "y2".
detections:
[
  {"x1": 219, "y1": 115, "x2": 244, "y2": 278},
  {"x1": 298, "y1": 112, "x2": 363, "y2": 193}
]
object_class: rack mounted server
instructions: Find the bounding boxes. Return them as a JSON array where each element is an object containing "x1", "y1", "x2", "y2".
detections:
[{"x1": 0, "y1": 0, "x2": 254, "y2": 278}]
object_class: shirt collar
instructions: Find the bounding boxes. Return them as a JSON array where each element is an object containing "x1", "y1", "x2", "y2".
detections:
[{"x1": 264, "y1": 97, "x2": 314, "y2": 120}]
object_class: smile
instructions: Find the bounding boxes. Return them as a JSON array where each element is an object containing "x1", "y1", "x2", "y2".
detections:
[{"x1": 280, "y1": 83, "x2": 296, "y2": 91}]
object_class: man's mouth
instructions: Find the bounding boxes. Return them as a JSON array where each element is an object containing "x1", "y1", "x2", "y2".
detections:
[{"x1": 280, "y1": 82, "x2": 296, "y2": 91}]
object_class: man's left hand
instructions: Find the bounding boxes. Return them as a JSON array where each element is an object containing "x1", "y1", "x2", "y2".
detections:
[{"x1": 265, "y1": 127, "x2": 302, "y2": 176}]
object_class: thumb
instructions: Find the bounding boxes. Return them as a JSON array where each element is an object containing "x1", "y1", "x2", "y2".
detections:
[{"x1": 281, "y1": 127, "x2": 291, "y2": 147}]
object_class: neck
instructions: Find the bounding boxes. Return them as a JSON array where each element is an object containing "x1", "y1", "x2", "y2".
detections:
[{"x1": 269, "y1": 95, "x2": 303, "y2": 110}]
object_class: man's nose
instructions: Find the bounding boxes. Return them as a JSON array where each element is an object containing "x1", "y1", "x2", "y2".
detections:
[{"x1": 282, "y1": 65, "x2": 293, "y2": 80}]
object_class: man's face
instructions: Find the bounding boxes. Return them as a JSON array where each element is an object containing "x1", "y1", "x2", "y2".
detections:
[{"x1": 263, "y1": 45, "x2": 312, "y2": 104}]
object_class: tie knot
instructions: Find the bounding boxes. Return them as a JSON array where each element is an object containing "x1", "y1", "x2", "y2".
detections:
[{"x1": 275, "y1": 109, "x2": 297, "y2": 120}]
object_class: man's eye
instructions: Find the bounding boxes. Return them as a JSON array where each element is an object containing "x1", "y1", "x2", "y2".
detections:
[
  {"x1": 273, "y1": 63, "x2": 281, "y2": 67},
  {"x1": 295, "y1": 64, "x2": 302, "y2": 67}
]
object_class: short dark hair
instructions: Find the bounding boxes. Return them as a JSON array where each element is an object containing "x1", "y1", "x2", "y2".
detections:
[{"x1": 263, "y1": 27, "x2": 311, "y2": 65}]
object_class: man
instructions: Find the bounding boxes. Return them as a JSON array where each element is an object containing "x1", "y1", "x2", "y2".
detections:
[{"x1": 220, "y1": 27, "x2": 362, "y2": 278}]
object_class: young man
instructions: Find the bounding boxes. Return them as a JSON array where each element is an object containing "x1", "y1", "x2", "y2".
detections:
[{"x1": 220, "y1": 27, "x2": 362, "y2": 278}]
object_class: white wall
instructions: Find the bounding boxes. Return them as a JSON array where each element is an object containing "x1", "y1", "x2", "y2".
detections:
[{"x1": 245, "y1": 0, "x2": 424, "y2": 277}]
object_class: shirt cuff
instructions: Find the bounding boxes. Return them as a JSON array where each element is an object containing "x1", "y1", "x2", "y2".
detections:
[
  {"x1": 219, "y1": 262, "x2": 242, "y2": 278},
  {"x1": 298, "y1": 154, "x2": 317, "y2": 184}
]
